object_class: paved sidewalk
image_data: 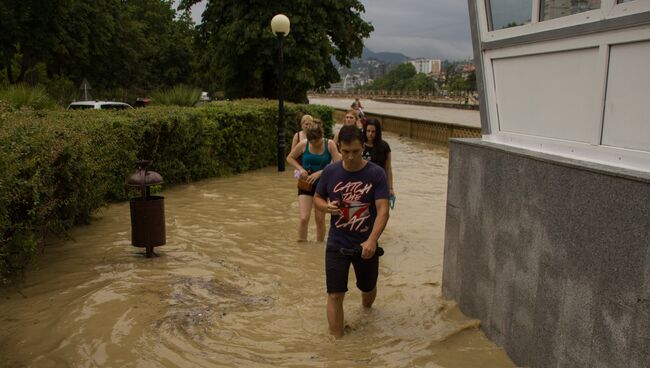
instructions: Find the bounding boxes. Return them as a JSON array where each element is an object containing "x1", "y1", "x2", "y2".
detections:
[{"x1": 309, "y1": 97, "x2": 481, "y2": 129}]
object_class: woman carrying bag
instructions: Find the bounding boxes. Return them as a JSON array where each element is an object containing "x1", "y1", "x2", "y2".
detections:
[{"x1": 287, "y1": 122, "x2": 341, "y2": 242}]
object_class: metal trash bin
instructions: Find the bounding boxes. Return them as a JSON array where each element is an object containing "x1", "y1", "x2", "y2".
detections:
[{"x1": 127, "y1": 160, "x2": 165, "y2": 257}]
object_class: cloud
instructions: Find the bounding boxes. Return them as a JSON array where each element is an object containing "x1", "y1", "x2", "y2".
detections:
[
  {"x1": 185, "y1": 0, "x2": 473, "y2": 60},
  {"x1": 360, "y1": 0, "x2": 472, "y2": 60},
  {"x1": 365, "y1": 35, "x2": 472, "y2": 61}
]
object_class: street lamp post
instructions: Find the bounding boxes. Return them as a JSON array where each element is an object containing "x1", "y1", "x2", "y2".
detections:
[{"x1": 271, "y1": 14, "x2": 290, "y2": 172}]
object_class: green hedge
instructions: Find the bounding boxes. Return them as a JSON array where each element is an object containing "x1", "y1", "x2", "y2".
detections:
[{"x1": 0, "y1": 99, "x2": 333, "y2": 281}]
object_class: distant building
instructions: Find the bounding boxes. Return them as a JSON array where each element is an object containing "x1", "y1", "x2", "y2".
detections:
[
  {"x1": 457, "y1": 63, "x2": 476, "y2": 78},
  {"x1": 408, "y1": 58, "x2": 442, "y2": 75}
]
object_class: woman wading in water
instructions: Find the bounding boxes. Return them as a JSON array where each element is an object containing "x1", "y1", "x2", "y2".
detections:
[
  {"x1": 363, "y1": 119, "x2": 394, "y2": 200},
  {"x1": 287, "y1": 123, "x2": 341, "y2": 241},
  {"x1": 291, "y1": 114, "x2": 313, "y2": 151}
]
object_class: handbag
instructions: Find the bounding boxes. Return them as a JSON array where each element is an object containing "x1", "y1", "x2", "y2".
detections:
[{"x1": 297, "y1": 176, "x2": 313, "y2": 191}]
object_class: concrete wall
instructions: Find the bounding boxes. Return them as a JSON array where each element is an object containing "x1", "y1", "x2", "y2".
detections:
[{"x1": 442, "y1": 138, "x2": 650, "y2": 368}]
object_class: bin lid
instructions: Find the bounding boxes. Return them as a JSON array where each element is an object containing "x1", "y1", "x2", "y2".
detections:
[{"x1": 127, "y1": 170, "x2": 163, "y2": 187}]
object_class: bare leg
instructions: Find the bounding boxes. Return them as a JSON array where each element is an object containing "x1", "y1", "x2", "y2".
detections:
[
  {"x1": 362, "y1": 287, "x2": 376, "y2": 308},
  {"x1": 297, "y1": 195, "x2": 313, "y2": 241},
  {"x1": 314, "y1": 206, "x2": 326, "y2": 242},
  {"x1": 327, "y1": 292, "x2": 345, "y2": 338}
]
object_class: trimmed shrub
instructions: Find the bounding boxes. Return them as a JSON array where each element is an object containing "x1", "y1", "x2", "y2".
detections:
[{"x1": 0, "y1": 100, "x2": 333, "y2": 281}]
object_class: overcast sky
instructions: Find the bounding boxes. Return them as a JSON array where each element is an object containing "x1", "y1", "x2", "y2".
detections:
[{"x1": 188, "y1": 1, "x2": 473, "y2": 61}]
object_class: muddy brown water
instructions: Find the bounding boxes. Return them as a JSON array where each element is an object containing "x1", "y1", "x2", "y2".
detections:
[{"x1": 0, "y1": 130, "x2": 514, "y2": 367}]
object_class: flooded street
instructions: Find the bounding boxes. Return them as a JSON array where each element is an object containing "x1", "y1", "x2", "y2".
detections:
[{"x1": 0, "y1": 130, "x2": 514, "y2": 367}]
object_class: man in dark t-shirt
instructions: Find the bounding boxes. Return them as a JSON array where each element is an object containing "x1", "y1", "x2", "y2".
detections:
[{"x1": 314, "y1": 125, "x2": 390, "y2": 338}]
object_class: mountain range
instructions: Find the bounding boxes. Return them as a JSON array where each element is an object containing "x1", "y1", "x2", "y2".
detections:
[{"x1": 361, "y1": 47, "x2": 410, "y2": 64}]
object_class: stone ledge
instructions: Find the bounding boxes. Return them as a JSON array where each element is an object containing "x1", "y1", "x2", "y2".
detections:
[{"x1": 450, "y1": 138, "x2": 650, "y2": 184}]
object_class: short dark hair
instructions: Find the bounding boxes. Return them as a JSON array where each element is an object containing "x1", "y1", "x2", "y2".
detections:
[{"x1": 338, "y1": 124, "x2": 364, "y2": 145}]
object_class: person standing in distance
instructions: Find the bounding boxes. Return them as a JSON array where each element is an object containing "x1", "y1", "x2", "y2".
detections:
[
  {"x1": 313, "y1": 125, "x2": 390, "y2": 338},
  {"x1": 350, "y1": 101, "x2": 367, "y2": 128}
]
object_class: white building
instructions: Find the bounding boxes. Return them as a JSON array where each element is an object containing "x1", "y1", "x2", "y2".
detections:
[
  {"x1": 444, "y1": 1, "x2": 650, "y2": 367},
  {"x1": 408, "y1": 58, "x2": 442, "y2": 75}
]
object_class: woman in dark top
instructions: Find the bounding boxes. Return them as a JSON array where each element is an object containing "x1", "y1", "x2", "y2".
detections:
[{"x1": 362, "y1": 119, "x2": 394, "y2": 198}]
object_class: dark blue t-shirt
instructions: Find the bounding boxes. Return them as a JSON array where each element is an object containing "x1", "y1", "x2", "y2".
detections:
[{"x1": 315, "y1": 161, "x2": 389, "y2": 251}]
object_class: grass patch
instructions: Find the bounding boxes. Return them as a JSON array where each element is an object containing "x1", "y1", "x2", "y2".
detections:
[
  {"x1": 0, "y1": 84, "x2": 57, "y2": 110},
  {"x1": 151, "y1": 85, "x2": 202, "y2": 106}
]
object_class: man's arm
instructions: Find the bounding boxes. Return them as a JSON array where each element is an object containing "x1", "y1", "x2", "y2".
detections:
[{"x1": 360, "y1": 198, "x2": 389, "y2": 259}]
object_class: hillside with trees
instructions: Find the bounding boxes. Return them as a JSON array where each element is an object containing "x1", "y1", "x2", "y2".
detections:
[{"x1": 360, "y1": 61, "x2": 476, "y2": 96}]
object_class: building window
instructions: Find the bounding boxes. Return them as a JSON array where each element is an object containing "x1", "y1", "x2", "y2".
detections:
[
  {"x1": 618, "y1": 0, "x2": 636, "y2": 3},
  {"x1": 540, "y1": 0, "x2": 601, "y2": 21},
  {"x1": 487, "y1": 0, "x2": 533, "y2": 30}
]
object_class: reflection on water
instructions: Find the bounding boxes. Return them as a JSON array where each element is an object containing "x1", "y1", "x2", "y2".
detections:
[{"x1": 0, "y1": 131, "x2": 514, "y2": 367}]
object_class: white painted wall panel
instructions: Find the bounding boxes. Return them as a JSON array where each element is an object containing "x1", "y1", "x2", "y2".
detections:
[
  {"x1": 492, "y1": 48, "x2": 601, "y2": 143},
  {"x1": 602, "y1": 41, "x2": 650, "y2": 152}
]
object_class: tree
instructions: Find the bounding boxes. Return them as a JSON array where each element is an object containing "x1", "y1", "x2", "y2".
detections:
[
  {"x1": 0, "y1": 0, "x2": 197, "y2": 93},
  {"x1": 361, "y1": 63, "x2": 423, "y2": 92},
  {"x1": 405, "y1": 73, "x2": 435, "y2": 93},
  {"x1": 49, "y1": 0, "x2": 197, "y2": 91},
  {"x1": 0, "y1": 0, "x2": 63, "y2": 84},
  {"x1": 466, "y1": 71, "x2": 476, "y2": 92},
  {"x1": 181, "y1": 0, "x2": 373, "y2": 102}
]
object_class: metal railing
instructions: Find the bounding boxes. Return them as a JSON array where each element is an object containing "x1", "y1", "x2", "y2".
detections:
[{"x1": 312, "y1": 91, "x2": 480, "y2": 111}]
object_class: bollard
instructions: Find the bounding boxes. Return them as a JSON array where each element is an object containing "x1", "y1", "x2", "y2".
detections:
[{"x1": 127, "y1": 160, "x2": 165, "y2": 258}]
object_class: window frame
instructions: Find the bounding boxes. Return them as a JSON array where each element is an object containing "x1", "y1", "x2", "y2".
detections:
[
  {"x1": 480, "y1": 0, "x2": 650, "y2": 44},
  {"x1": 471, "y1": 0, "x2": 650, "y2": 172}
]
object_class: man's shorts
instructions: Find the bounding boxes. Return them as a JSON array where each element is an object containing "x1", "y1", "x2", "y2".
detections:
[{"x1": 325, "y1": 249, "x2": 379, "y2": 293}]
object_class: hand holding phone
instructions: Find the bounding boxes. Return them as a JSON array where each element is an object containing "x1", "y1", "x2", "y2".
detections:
[{"x1": 326, "y1": 199, "x2": 341, "y2": 215}]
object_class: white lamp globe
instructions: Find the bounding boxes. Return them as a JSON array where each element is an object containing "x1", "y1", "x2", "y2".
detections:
[{"x1": 271, "y1": 14, "x2": 290, "y2": 36}]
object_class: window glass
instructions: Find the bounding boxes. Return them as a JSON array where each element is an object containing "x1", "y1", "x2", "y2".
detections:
[
  {"x1": 541, "y1": 0, "x2": 601, "y2": 21},
  {"x1": 487, "y1": 0, "x2": 533, "y2": 30},
  {"x1": 618, "y1": 0, "x2": 635, "y2": 3},
  {"x1": 101, "y1": 104, "x2": 129, "y2": 110}
]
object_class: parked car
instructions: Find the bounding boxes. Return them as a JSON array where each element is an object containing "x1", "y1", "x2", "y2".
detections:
[
  {"x1": 133, "y1": 98, "x2": 151, "y2": 108},
  {"x1": 67, "y1": 101, "x2": 134, "y2": 110}
]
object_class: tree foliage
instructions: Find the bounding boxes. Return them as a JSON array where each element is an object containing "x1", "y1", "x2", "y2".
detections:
[
  {"x1": 0, "y1": 0, "x2": 197, "y2": 94},
  {"x1": 181, "y1": 0, "x2": 373, "y2": 102},
  {"x1": 362, "y1": 63, "x2": 436, "y2": 92}
]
